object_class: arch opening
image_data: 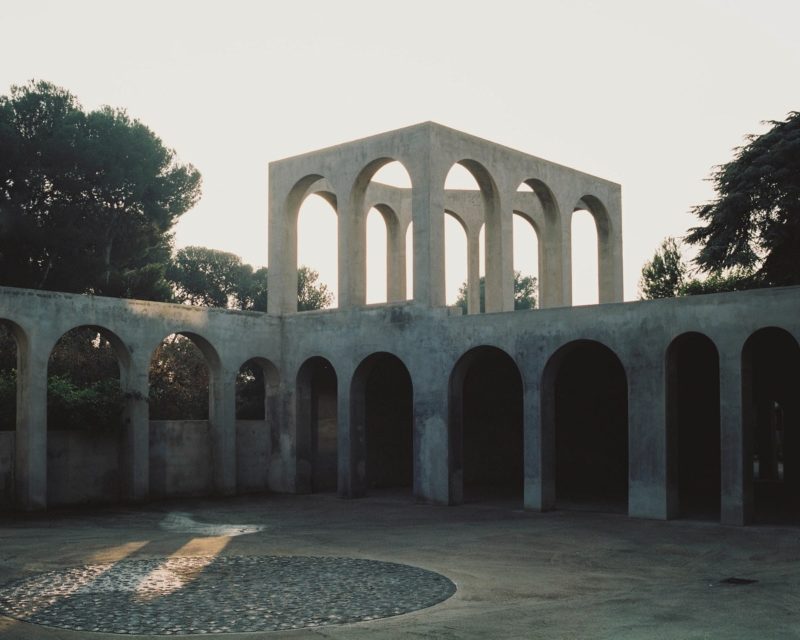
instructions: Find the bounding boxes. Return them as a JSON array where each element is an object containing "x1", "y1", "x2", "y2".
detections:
[
  {"x1": 297, "y1": 193, "x2": 338, "y2": 310},
  {"x1": 0, "y1": 322, "x2": 19, "y2": 434},
  {"x1": 149, "y1": 333, "x2": 212, "y2": 420},
  {"x1": 352, "y1": 353, "x2": 413, "y2": 496},
  {"x1": 46, "y1": 326, "x2": 127, "y2": 505},
  {"x1": 571, "y1": 209, "x2": 599, "y2": 306},
  {"x1": 667, "y1": 333, "x2": 720, "y2": 520},
  {"x1": 743, "y1": 327, "x2": 800, "y2": 524},
  {"x1": 449, "y1": 346, "x2": 523, "y2": 505},
  {"x1": 366, "y1": 207, "x2": 389, "y2": 303},
  {"x1": 445, "y1": 211, "x2": 468, "y2": 307},
  {"x1": 236, "y1": 357, "x2": 279, "y2": 494},
  {"x1": 296, "y1": 356, "x2": 338, "y2": 493},
  {"x1": 359, "y1": 159, "x2": 412, "y2": 305},
  {"x1": 549, "y1": 341, "x2": 628, "y2": 512},
  {"x1": 445, "y1": 161, "x2": 502, "y2": 312},
  {"x1": 512, "y1": 212, "x2": 539, "y2": 310}
]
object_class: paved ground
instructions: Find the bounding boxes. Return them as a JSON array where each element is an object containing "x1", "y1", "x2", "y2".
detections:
[{"x1": 0, "y1": 492, "x2": 798, "y2": 639}]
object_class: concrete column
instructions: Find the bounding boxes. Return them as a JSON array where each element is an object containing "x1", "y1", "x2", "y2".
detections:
[
  {"x1": 466, "y1": 229, "x2": 481, "y2": 314},
  {"x1": 267, "y1": 170, "x2": 298, "y2": 315},
  {"x1": 119, "y1": 353, "x2": 150, "y2": 503},
  {"x1": 386, "y1": 219, "x2": 407, "y2": 303},
  {"x1": 523, "y1": 369, "x2": 554, "y2": 511},
  {"x1": 209, "y1": 366, "x2": 237, "y2": 496},
  {"x1": 413, "y1": 371, "x2": 452, "y2": 504},
  {"x1": 410, "y1": 162, "x2": 447, "y2": 308},
  {"x1": 720, "y1": 347, "x2": 752, "y2": 525},
  {"x1": 627, "y1": 349, "x2": 670, "y2": 519},
  {"x1": 538, "y1": 207, "x2": 570, "y2": 308},
  {"x1": 484, "y1": 189, "x2": 515, "y2": 313},
  {"x1": 14, "y1": 334, "x2": 49, "y2": 510},
  {"x1": 337, "y1": 365, "x2": 365, "y2": 498},
  {"x1": 598, "y1": 193, "x2": 625, "y2": 303},
  {"x1": 338, "y1": 199, "x2": 366, "y2": 309}
]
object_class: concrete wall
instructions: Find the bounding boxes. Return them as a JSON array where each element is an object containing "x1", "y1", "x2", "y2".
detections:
[
  {"x1": 0, "y1": 432, "x2": 13, "y2": 506},
  {"x1": 1, "y1": 275, "x2": 799, "y2": 525},
  {"x1": 149, "y1": 421, "x2": 212, "y2": 498},
  {"x1": 236, "y1": 420, "x2": 270, "y2": 493},
  {"x1": 47, "y1": 430, "x2": 120, "y2": 506}
]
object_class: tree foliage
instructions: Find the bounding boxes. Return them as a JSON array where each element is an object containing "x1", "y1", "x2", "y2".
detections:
[
  {"x1": 0, "y1": 80, "x2": 201, "y2": 300},
  {"x1": 639, "y1": 237, "x2": 756, "y2": 299},
  {"x1": 639, "y1": 237, "x2": 686, "y2": 299},
  {"x1": 454, "y1": 271, "x2": 537, "y2": 314},
  {"x1": 686, "y1": 111, "x2": 800, "y2": 287},
  {"x1": 167, "y1": 245, "x2": 332, "y2": 312},
  {"x1": 148, "y1": 334, "x2": 209, "y2": 420}
]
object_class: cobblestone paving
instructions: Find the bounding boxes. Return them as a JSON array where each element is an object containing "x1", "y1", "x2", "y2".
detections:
[{"x1": 0, "y1": 555, "x2": 456, "y2": 635}]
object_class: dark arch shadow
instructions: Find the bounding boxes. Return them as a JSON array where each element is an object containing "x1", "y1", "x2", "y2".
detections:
[
  {"x1": 350, "y1": 352, "x2": 414, "y2": 498},
  {"x1": 666, "y1": 332, "x2": 720, "y2": 521},
  {"x1": 296, "y1": 356, "x2": 338, "y2": 494},
  {"x1": 449, "y1": 346, "x2": 523, "y2": 506},
  {"x1": 743, "y1": 327, "x2": 800, "y2": 524},
  {"x1": 543, "y1": 340, "x2": 628, "y2": 513}
]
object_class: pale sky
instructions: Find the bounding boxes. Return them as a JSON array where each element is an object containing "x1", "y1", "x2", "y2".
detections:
[{"x1": 3, "y1": 0, "x2": 799, "y2": 306}]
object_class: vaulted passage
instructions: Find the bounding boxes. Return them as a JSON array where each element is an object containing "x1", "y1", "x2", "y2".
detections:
[
  {"x1": 744, "y1": 328, "x2": 800, "y2": 524},
  {"x1": 450, "y1": 347, "x2": 523, "y2": 505},
  {"x1": 668, "y1": 333, "x2": 720, "y2": 520},
  {"x1": 552, "y1": 341, "x2": 628, "y2": 512},
  {"x1": 296, "y1": 357, "x2": 338, "y2": 493},
  {"x1": 352, "y1": 353, "x2": 413, "y2": 495}
]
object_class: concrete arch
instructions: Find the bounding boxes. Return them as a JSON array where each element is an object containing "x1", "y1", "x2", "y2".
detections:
[
  {"x1": 347, "y1": 158, "x2": 413, "y2": 307},
  {"x1": 741, "y1": 326, "x2": 800, "y2": 524},
  {"x1": 50, "y1": 323, "x2": 132, "y2": 374},
  {"x1": 269, "y1": 173, "x2": 339, "y2": 315},
  {"x1": 665, "y1": 332, "x2": 721, "y2": 521},
  {"x1": 570, "y1": 194, "x2": 622, "y2": 304},
  {"x1": 295, "y1": 355, "x2": 338, "y2": 494},
  {"x1": 448, "y1": 345, "x2": 524, "y2": 505},
  {"x1": 45, "y1": 325, "x2": 131, "y2": 506},
  {"x1": 541, "y1": 339, "x2": 629, "y2": 513},
  {"x1": 447, "y1": 160, "x2": 509, "y2": 313},
  {"x1": 349, "y1": 351, "x2": 414, "y2": 497}
]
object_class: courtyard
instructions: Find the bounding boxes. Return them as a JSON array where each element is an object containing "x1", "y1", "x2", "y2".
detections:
[{"x1": 1, "y1": 493, "x2": 798, "y2": 639}]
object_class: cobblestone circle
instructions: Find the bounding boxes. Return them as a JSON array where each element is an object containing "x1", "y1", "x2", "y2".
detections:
[{"x1": 0, "y1": 555, "x2": 456, "y2": 634}]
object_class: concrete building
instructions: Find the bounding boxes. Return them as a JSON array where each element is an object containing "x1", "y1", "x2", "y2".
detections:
[{"x1": 0, "y1": 123, "x2": 797, "y2": 526}]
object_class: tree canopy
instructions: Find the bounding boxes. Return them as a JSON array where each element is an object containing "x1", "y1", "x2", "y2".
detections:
[
  {"x1": 0, "y1": 80, "x2": 201, "y2": 300},
  {"x1": 167, "y1": 245, "x2": 333, "y2": 312},
  {"x1": 454, "y1": 271, "x2": 537, "y2": 313},
  {"x1": 639, "y1": 236, "x2": 756, "y2": 300},
  {"x1": 686, "y1": 111, "x2": 800, "y2": 287}
]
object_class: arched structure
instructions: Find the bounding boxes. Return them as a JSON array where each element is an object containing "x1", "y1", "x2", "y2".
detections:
[
  {"x1": 1, "y1": 124, "x2": 798, "y2": 531},
  {"x1": 295, "y1": 356, "x2": 338, "y2": 494},
  {"x1": 542, "y1": 340, "x2": 628, "y2": 513},
  {"x1": 349, "y1": 352, "x2": 414, "y2": 497},
  {"x1": 742, "y1": 327, "x2": 800, "y2": 524},
  {"x1": 666, "y1": 332, "x2": 720, "y2": 520},
  {"x1": 448, "y1": 346, "x2": 524, "y2": 505}
]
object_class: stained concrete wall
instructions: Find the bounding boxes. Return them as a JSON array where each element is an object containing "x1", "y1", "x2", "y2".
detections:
[
  {"x1": 149, "y1": 421, "x2": 212, "y2": 498},
  {"x1": 47, "y1": 430, "x2": 120, "y2": 506},
  {"x1": 236, "y1": 420, "x2": 270, "y2": 493}
]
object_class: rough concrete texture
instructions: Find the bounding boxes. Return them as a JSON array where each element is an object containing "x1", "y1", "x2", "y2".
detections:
[{"x1": 0, "y1": 493, "x2": 798, "y2": 639}]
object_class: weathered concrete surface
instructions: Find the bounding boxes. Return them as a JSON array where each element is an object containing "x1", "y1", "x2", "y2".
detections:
[
  {"x1": 0, "y1": 493, "x2": 798, "y2": 639},
  {"x1": 0, "y1": 433, "x2": 12, "y2": 507},
  {"x1": 235, "y1": 419, "x2": 270, "y2": 493},
  {"x1": 149, "y1": 421, "x2": 212, "y2": 498},
  {"x1": 47, "y1": 431, "x2": 119, "y2": 506}
]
